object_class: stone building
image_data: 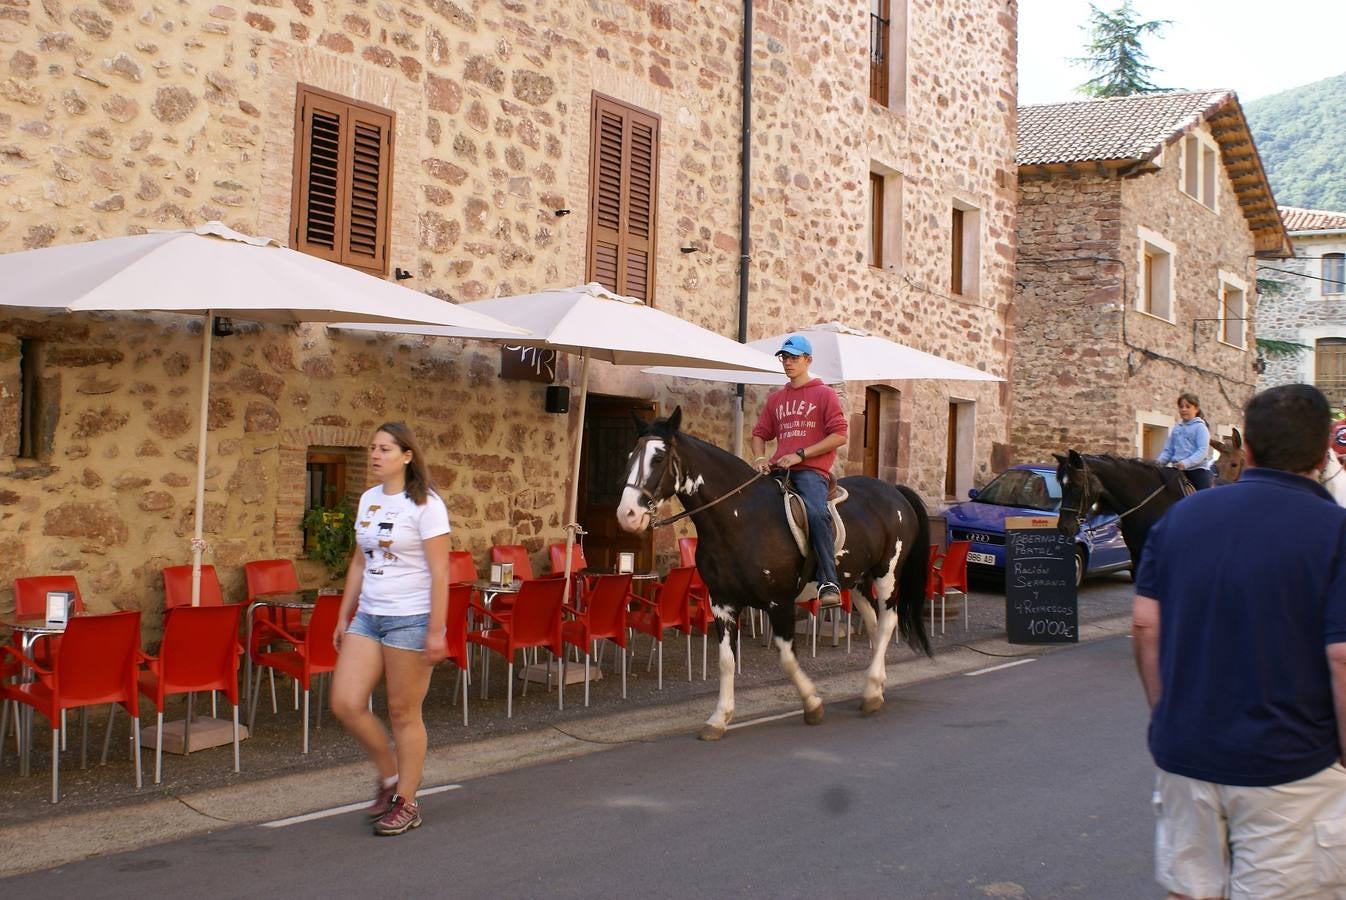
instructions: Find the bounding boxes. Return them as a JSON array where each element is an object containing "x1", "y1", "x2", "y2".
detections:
[
  {"x1": 0, "y1": 0, "x2": 1015, "y2": 625},
  {"x1": 1255, "y1": 206, "x2": 1346, "y2": 408},
  {"x1": 1013, "y1": 91, "x2": 1289, "y2": 463}
]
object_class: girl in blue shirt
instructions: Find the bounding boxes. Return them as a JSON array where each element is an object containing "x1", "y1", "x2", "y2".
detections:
[{"x1": 1157, "y1": 392, "x2": 1214, "y2": 489}]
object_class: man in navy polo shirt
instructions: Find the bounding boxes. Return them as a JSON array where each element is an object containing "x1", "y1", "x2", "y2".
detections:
[{"x1": 1133, "y1": 384, "x2": 1346, "y2": 899}]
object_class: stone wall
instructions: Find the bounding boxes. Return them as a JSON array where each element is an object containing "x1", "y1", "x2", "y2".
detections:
[
  {"x1": 0, "y1": 0, "x2": 1016, "y2": 627},
  {"x1": 1013, "y1": 132, "x2": 1259, "y2": 463},
  {"x1": 1256, "y1": 230, "x2": 1346, "y2": 395}
]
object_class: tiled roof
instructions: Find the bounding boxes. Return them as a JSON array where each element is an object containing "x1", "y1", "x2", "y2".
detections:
[
  {"x1": 1017, "y1": 90, "x2": 1232, "y2": 166},
  {"x1": 1279, "y1": 206, "x2": 1346, "y2": 233}
]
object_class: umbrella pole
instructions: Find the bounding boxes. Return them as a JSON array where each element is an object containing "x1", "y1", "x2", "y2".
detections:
[
  {"x1": 561, "y1": 351, "x2": 591, "y2": 614},
  {"x1": 190, "y1": 311, "x2": 214, "y2": 607}
]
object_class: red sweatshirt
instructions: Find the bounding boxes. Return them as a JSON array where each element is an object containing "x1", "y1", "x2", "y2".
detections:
[{"x1": 752, "y1": 378, "x2": 848, "y2": 476}]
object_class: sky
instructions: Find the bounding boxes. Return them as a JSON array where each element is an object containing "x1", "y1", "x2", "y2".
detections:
[{"x1": 1018, "y1": 1, "x2": 1346, "y2": 106}]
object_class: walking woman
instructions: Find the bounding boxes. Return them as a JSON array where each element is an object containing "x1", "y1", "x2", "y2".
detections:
[
  {"x1": 330, "y1": 422, "x2": 449, "y2": 836},
  {"x1": 1156, "y1": 392, "x2": 1215, "y2": 490}
]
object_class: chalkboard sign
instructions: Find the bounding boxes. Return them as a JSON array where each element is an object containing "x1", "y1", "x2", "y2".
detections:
[{"x1": 1004, "y1": 515, "x2": 1078, "y2": 644}]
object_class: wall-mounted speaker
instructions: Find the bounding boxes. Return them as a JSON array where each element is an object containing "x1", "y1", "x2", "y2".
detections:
[{"x1": 545, "y1": 385, "x2": 570, "y2": 413}]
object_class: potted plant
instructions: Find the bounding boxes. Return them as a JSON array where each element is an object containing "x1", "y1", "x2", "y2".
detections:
[{"x1": 303, "y1": 500, "x2": 356, "y2": 593}]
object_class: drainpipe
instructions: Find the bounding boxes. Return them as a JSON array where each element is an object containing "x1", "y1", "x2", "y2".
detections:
[{"x1": 732, "y1": 0, "x2": 753, "y2": 457}]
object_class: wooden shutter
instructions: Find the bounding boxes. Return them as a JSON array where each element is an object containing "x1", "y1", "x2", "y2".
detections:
[
  {"x1": 292, "y1": 85, "x2": 394, "y2": 276},
  {"x1": 1318, "y1": 339, "x2": 1346, "y2": 408},
  {"x1": 869, "y1": 172, "x2": 884, "y2": 267},
  {"x1": 587, "y1": 95, "x2": 659, "y2": 304},
  {"x1": 950, "y1": 207, "x2": 964, "y2": 295}
]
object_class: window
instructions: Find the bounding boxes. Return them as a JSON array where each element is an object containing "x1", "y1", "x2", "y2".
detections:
[
  {"x1": 1316, "y1": 338, "x2": 1346, "y2": 409},
  {"x1": 868, "y1": 165, "x2": 903, "y2": 271},
  {"x1": 869, "y1": 0, "x2": 906, "y2": 110},
  {"x1": 950, "y1": 201, "x2": 980, "y2": 298},
  {"x1": 1218, "y1": 271, "x2": 1247, "y2": 348},
  {"x1": 1180, "y1": 131, "x2": 1218, "y2": 210},
  {"x1": 1323, "y1": 253, "x2": 1346, "y2": 296},
  {"x1": 18, "y1": 338, "x2": 42, "y2": 459},
  {"x1": 586, "y1": 94, "x2": 659, "y2": 303},
  {"x1": 290, "y1": 85, "x2": 395, "y2": 276},
  {"x1": 1137, "y1": 227, "x2": 1175, "y2": 320}
]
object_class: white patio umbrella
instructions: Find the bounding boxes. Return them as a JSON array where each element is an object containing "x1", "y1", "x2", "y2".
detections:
[
  {"x1": 0, "y1": 222, "x2": 525, "y2": 604},
  {"x1": 339, "y1": 282, "x2": 782, "y2": 613},
  {"x1": 641, "y1": 321, "x2": 1003, "y2": 385}
]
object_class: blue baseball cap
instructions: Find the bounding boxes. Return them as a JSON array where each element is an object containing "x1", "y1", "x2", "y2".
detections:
[{"x1": 775, "y1": 334, "x2": 812, "y2": 357}]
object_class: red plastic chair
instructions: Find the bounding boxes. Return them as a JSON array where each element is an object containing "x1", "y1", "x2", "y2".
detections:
[
  {"x1": 0, "y1": 611, "x2": 143, "y2": 803},
  {"x1": 629, "y1": 566, "x2": 697, "y2": 690},
  {"x1": 138, "y1": 604, "x2": 244, "y2": 784},
  {"x1": 448, "y1": 550, "x2": 478, "y2": 586},
  {"x1": 443, "y1": 582, "x2": 472, "y2": 726},
  {"x1": 162, "y1": 565, "x2": 225, "y2": 608},
  {"x1": 490, "y1": 544, "x2": 535, "y2": 581},
  {"x1": 247, "y1": 593, "x2": 340, "y2": 754},
  {"x1": 548, "y1": 542, "x2": 588, "y2": 575},
  {"x1": 9, "y1": 576, "x2": 86, "y2": 678},
  {"x1": 561, "y1": 573, "x2": 634, "y2": 705},
  {"x1": 929, "y1": 540, "x2": 972, "y2": 634},
  {"x1": 244, "y1": 559, "x2": 305, "y2": 713},
  {"x1": 467, "y1": 577, "x2": 565, "y2": 718}
]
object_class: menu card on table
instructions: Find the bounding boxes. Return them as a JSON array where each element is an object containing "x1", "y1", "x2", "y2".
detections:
[
  {"x1": 45, "y1": 591, "x2": 72, "y2": 627},
  {"x1": 617, "y1": 552, "x2": 635, "y2": 574},
  {"x1": 489, "y1": 562, "x2": 514, "y2": 586}
]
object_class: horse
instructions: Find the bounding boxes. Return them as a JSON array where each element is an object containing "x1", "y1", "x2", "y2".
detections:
[
  {"x1": 1055, "y1": 451, "x2": 1191, "y2": 575},
  {"x1": 615, "y1": 407, "x2": 931, "y2": 741}
]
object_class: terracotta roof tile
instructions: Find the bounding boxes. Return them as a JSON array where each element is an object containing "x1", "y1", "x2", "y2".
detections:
[
  {"x1": 1017, "y1": 90, "x2": 1233, "y2": 166},
  {"x1": 1279, "y1": 206, "x2": 1346, "y2": 233}
]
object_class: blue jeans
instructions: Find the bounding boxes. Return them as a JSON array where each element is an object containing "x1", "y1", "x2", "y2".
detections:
[{"x1": 792, "y1": 469, "x2": 839, "y2": 590}]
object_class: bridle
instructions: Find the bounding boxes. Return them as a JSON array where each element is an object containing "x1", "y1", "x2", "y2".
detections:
[{"x1": 623, "y1": 435, "x2": 766, "y2": 529}]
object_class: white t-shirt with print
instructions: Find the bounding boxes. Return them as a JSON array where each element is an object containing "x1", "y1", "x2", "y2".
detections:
[{"x1": 354, "y1": 485, "x2": 451, "y2": 616}]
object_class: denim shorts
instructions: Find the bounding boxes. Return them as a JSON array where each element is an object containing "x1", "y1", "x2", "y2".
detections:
[{"x1": 346, "y1": 610, "x2": 431, "y2": 652}]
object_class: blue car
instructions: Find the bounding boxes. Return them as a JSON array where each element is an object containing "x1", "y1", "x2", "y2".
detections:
[{"x1": 942, "y1": 464, "x2": 1131, "y2": 587}]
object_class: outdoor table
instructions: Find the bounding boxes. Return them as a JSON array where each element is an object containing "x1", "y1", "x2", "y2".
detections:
[
  {"x1": 2, "y1": 612, "x2": 68, "y2": 777},
  {"x1": 244, "y1": 592, "x2": 316, "y2": 723}
]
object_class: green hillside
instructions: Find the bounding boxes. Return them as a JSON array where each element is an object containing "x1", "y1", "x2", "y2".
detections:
[{"x1": 1244, "y1": 73, "x2": 1346, "y2": 212}]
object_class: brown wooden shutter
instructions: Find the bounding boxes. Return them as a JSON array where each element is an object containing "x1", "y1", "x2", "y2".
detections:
[
  {"x1": 587, "y1": 95, "x2": 659, "y2": 304},
  {"x1": 291, "y1": 85, "x2": 394, "y2": 276}
]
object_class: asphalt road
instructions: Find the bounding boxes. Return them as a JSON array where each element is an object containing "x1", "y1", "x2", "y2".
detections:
[{"x1": 5, "y1": 634, "x2": 1158, "y2": 898}]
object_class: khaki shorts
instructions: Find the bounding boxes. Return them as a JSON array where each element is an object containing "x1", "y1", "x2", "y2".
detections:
[{"x1": 1153, "y1": 763, "x2": 1346, "y2": 899}]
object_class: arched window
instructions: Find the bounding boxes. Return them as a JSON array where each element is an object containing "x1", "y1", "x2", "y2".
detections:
[{"x1": 1323, "y1": 253, "x2": 1346, "y2": 296}]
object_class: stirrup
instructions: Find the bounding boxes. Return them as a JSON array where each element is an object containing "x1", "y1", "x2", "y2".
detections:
[{"x1": 818, "y1": 582, "x2": 841, "y2": 606}]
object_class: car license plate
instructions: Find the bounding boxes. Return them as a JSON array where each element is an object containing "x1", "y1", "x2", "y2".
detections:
[{"x1": 967, "y1": 551, "x2": 996, "y2": 565}]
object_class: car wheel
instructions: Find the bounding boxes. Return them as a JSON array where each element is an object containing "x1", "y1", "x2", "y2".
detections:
[{"x1": 1074, "y1": 546, "x2": 1086, "y2": 589}]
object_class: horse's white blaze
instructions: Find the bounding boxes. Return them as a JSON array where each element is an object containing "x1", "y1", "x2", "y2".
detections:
[
  {"x1": 704, "y1": 628, "x2": 736, "y2": 731},
  {"x1": 616, "y1": 438, "x2": 664, "y2": 532},
  {"x1": 774, "y1": 636, "x2": 821, "y2": 714}
]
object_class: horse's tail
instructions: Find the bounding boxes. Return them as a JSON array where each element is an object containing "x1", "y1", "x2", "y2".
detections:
[{"x1": 894, "y1": 484, "x2": 933, "y2": 658}]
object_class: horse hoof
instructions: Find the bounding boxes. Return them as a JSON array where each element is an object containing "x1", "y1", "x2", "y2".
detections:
[
  {"x1": 803, "y1": 703, "x2": 824, "y2": 726},
  {"x1": 698, "y1": 724, "x2": 726, "y2": 741},
  {"x1": 860, "y1": 695, "x2": 884, "y2": 716}
]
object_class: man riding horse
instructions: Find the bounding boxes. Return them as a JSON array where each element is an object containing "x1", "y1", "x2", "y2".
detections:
[{"x1": 750, "y1": 334, "x2": 848, "y2": 607}]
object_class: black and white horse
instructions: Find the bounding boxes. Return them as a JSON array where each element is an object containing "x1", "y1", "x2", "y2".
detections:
[{"x1": 616, "y1": 408, "x2": 931, "y2": 740}]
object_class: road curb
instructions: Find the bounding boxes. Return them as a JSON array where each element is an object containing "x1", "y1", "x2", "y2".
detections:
[{"x1": 0, "y1": 614, "x2": 1133, "y2": 877}]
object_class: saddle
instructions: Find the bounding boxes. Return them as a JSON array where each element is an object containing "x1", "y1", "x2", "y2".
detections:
[{"x1": 778, "y1": 476, "x2": 849, "y2": 561}]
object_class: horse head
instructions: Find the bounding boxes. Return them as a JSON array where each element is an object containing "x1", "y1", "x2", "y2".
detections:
[
  {"x1": 1211, "y1": 427, "x2": 1244, "y2": 484},
  {"x1": 1054, "y1": 449, "x2": 1099, "y2": 540},
  {"x1": 616, "y1": 405, "x2": 685, "y2": 534}
]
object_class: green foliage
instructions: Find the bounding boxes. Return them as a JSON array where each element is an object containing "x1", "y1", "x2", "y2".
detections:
[
  {"x1": 1073, "y1": 1, "x2": 1174, "y2": 98},
  {"x1": 1255, "y1": 337, "x2": 1310, "y2": 359},
  {"x1": 303, "y1": 501, "x2": 355, "y2": 583},
  {"x1": 1245, "y1": 72, "x2": 1346, "y2": 211}
]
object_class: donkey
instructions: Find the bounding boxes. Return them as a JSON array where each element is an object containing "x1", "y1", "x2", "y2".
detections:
[
  {"x1": 1210, "y1": 428, "x2": 1245, "y2": 485},
  {"x1": 616, "y1": 408, "x2": 931, "y2": 740}
]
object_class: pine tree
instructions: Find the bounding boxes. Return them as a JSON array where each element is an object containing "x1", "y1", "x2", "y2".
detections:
[{"x1": 1074, "y1": 1, "x2": 1173, "y2": 98}]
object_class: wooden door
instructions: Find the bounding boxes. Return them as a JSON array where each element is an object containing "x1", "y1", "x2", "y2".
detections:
[
  {"x1": 1142, "y1": 424, "x2": 1168, "y2": 460},
  {"x1": 863, "y1": 386, "x2": 881, "y2": 477},
  {"x1": 944, "y1": 401, "x2": 958, "y2": 498},
  {"x1": 577, "y1": 395, "x2": 656, "y2": 571}
]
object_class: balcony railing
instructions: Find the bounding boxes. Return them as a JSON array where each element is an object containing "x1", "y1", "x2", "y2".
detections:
[{"x1": 870, "y1": 11, "x2": 889, "y2": 105}]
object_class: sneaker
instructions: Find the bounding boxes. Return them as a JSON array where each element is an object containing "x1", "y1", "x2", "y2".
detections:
[
  {"x1": 373, "y1": 794, "x2": 422, "y2": 836},
  {"x1": 818, "y1": 583, "x2": 841, "y2": 607},
  {"x1": 364, "y1": 778, "x2": 397, "y2": 821}
]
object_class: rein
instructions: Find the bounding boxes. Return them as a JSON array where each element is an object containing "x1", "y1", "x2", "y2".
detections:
[
  {"x1": 1066, "y1": 470, "x2": 1189, "y2": 536},
  {"x1": 650, "y1": 471, "x2": 767, "y2": 529}
]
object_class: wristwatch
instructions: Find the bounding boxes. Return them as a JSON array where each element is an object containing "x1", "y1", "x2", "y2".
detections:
[{"x1": 796, "y1": 448, "x2": 807, "y2": 461}]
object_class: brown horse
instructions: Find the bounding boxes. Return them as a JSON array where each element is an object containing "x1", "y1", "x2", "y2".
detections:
[{"x1": 1210, "y1": 428, "x2": 1244, "y2": 485}]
